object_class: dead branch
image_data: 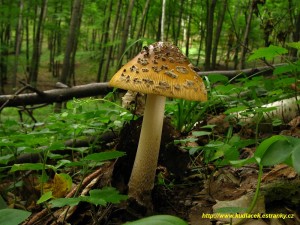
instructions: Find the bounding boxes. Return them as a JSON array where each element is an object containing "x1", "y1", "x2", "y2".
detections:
[
  {"x1": 199, "y1": 63, "x2": 286, "y2": 78},
  {"x1": 0, "y1": 82, "x2": 113, "y2": 108}
]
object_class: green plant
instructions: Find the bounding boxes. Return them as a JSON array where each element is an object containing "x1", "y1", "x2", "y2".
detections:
[
  {"x1": 0, "y1": 209, "x2": 31, "y2": 225},
  {"x1": 216, "y1": 135, "x2": 300, "y2": 225}
]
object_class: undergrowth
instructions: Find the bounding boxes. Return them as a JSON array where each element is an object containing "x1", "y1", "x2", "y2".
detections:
[{"x1": 0, "y1": 43, "x2": 299, "y2": 224}]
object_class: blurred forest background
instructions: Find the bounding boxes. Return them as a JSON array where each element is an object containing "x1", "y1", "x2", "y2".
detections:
[{"x1": 0, "y1": 0, "x2": 299, "y2": 94}]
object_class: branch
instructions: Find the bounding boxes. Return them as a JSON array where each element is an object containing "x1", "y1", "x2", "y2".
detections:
[
  {"x1": 198, "y1": 63, "x2": 285, "y2": 78},
  {"x1": 0, "y1": 82, "x2": 113, "y2": 108}
]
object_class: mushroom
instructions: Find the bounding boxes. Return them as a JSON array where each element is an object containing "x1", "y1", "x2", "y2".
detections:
[{"x1": 109, "y1": 42, "x2": 207, "y2": 208}]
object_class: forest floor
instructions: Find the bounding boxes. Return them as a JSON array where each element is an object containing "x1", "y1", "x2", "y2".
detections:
[{"x1": 1, "y1": 109, "x2": 299, "y2": 225}]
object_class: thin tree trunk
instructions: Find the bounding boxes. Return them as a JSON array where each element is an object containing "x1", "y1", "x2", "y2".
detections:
[
  {"x1": 239, "y1": 0, "x2": 254, "y2": 70},
  {"x1": 103, "y1": 0, "x2": 122, "y2": 81},
  {"x1": 12, "y1": 0, "x2": 24, "y2": 88},
  {"x1": 204, "y1": 0, "x2": 217, "y2": 71},
  {"x1": 211, "y1": 0, "x2": 227, "y2": 69},
  {"x1": 29, "y1": 0, "x2": 48, "y2": 87},
  {"x1": 161, "y1": 0, "x2": 166, "y2": 41},
  {"x1": 97, "y1": 0, "x2": 113, "y2": 82},
  {"x1": 133, "y1": 0, "x2": 151, "y2": 54},
  {"x1": 117, "y1": 0, "x2": 135, "y2": 69},
  {"x1": 185, "y1": 0, "x2": 194, "y2": 57},
  {"x1": 196, "y1": 20, "x2": 205, "y2": 67},
  {"x1": 174, "y1": 0, "x2": 184, "y2": 46},
  {"x1": 60, "y1": 0, "x2": 83, "y2": 85}
]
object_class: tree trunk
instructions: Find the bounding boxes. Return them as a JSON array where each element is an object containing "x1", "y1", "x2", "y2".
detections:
[
  {"x1": 133, "y1": 0, "x2": 151, "y2": 54},
  {"x1": 204, "y1": 0, "x2": 217, "y2": 71},
  {"x1": 211, "y1": 0, "x2": 227, "y2": 69},
  {"x1": 117, "y1": 0, "x2": 135, "y2": 69},
  {"x1": 185, "y1": 0, "x2": 194, "y2": 57},
  {"x1": 60, "y1": 0, "x2": 83, "y2": 86},
  {"x1": 103, "y1": 0, "x2": 122, "y2": 81},
  {"x1": 28, "y1": 0, "x2": 48, "y2": 87},
  {"x1": 161, "y1": 0, "x2": 166, "y2": 41},
  {"x1": 288, "y1": 0, "x2": 300, "y2": 59},
  {"x1": 239, "y1": 0, "x2": 254, "y2": 70},
  {"x1": 97, "y1": 0, "x2": 113, "y2": 82},
  {"x1": 174, "y1": 0, "x2": 184, "y2": 46},
  {"x1": 12, "y1": 0, "x2": 24, "y2": 88}
]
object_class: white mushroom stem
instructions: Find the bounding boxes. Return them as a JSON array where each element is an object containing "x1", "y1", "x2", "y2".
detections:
[{"x1": 128, "y1": 94, "x2": 166, "y2": 207}]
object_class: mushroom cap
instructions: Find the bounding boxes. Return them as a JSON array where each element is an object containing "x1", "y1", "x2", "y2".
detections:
[{"x1": 109, "y1": 42, "x2": 207, "y2": 101}]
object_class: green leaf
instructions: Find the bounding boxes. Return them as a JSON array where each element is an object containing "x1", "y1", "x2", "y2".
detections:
[
  {"x1": 230, "y1": 157, "x2": 256, "y2": 167},
  {"x1": 0, "y1": 209, "x2": 31, "y2": 225},
  {"x1": 83, "y1": 151, "x2": 125, "y2": 162},
  {"x1": 0, "y1": 196, "x2": 7, "y2": 209},
  {"x1": 10, "y1": 163, "x2": 43, "y2": 172},
  {"x1": 286, "y1": 136, "x2": 300, "y2": 174},
  {"x1": 50, "y1": 197, "x2": 81, "y2": 208},
  {"x1": 89, "y1": 187, "x2": 128, "y2": 204},
  {"x1": 0, "y1": 154, "x2": 14, "y2": 165},
  {"x1": 286, "y1": 42, "x2": 300, "y2": 50},
  {"x1": 273, "y1": 64, "x2": 295, "y2": 75},
  {"x1": 224, "y1": 106, "x2": 248, "y2": 114},
  {"x1": 80, "y1": 196, "x2": 107, "y2": 206},
  {"x1": 37, "y1": 191, "x2": 53, "y2": 204},
  {"x1": 248, "y1": 45, "x2": 288, "y2": 61},
  {"x1": 192, "y1": 131, "x2": 211, "y2": 137},
  {"x1": 215, "y1": 207, "x2": 247, "y2": 214},
  {"x1": 10, "y1": 163, "x2": 55, "y2": 172},
  {"x1": 207, "y1": 74, "x2": 229, "y2": 84},
  {"x1": 124, "y1": 215, "x2": 188, "y2": 225},
  {"x1": 292, "y1": 148, "x2": 300, "y2": 174},
  {"x1": 260, "y1": 140, "x2": 292, "y2": 166},
  {"x1": 254, "y1": 135, "x2": 288, "y2": 164}
]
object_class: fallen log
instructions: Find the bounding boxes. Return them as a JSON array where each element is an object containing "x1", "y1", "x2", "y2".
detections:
[
  {"x1": 0, "y1": 63, "x2": 287, "y2": 108},
  {"x1": 0, "y1": 82, "x2": 113, "y2": 108}
]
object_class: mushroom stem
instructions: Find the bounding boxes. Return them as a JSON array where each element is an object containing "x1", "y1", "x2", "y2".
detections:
[{"x1": 128, "y1": 94, "x2": 166, "y2": 207}]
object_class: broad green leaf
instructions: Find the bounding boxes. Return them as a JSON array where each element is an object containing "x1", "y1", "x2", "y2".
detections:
[
  {"x1": 10, "y1": 163, "x2": 54, "y2": 172},
  {"x1": 292, "y1": 148, "x2": 300, "y2": 174},
  {"x1": 192, "y1": 131, "x2": 211, "y2": 137},
  {"x1": 50, "y1": 197, "x2": 81, "y2": 207},
  {"x1": 215, "y1": 207, "x2": 247, "y2": 214},
  {"x1": 83, "y1": 151, "x2": 125, "y2": 162},
  {"x1": 89, "y1": 187, "x2": 128, "y2": 204},
  {"x1": 260, "y1": 140, "x2": 292, "y2": 166},
  {"x1": 224, "y1": 106, "x2": 248, "y2": 114},
  {"x1": 37, "y1": 191, "x2": 53, "y2": 204},
  {"x1": 0, "y1": 154, "x2": 13, "y2": 165},
  {"x1": 0, "y1": 196, "x2": 7, "y2": 209},
  {"x1": 248, "y1": 45, "x2": 288, "y2": 61},
  {"x1": 273, "y1": 64, "x2": 296, "y2": 75},
  {"x1": 207, "y1": 74, "x2": 229, "y2": 84},
  {"x1": 254, "y1": 135, "x2": 288, "y2": 164},
  {"x1": 230, "y1": 157, "x2": 256, "y2": 167},
  {"x1": 124, "y1": 215, "x2": 188, "y2": 225},
  {"x1": 0, "y1": 209, "x2": 31, "y2": 225},
  {"x1": 286, "y1": 42, "x2": 300, "y2": 50},
  {"x1": 286, "y1": 136, "x2": 300, "y2": 174},
  {"x1": 80, "y1": 196, "x2": 107, "y2": 206}
]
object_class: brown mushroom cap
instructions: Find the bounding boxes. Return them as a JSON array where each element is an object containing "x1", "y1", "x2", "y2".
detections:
[{"x1": 109, "y1": 42, "x2": 207, "y2": 101}]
